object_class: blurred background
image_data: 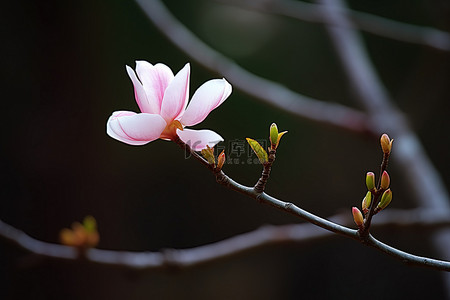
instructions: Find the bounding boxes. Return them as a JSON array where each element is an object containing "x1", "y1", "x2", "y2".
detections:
[{"x1": 1, "y1": 0, "x2": 450, "y2": 299}]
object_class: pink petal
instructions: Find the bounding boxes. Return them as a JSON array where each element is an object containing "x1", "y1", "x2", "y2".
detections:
[
  {"x1": 126, "y1": 66, "x2": 155, "y2": 114},
  {"x1": 135, "y1": 61, "x2": 174, "y2": 114},
  {"x1": 160, "y1": 63, "x2": 190, "y2": 123},
  {"x1": 181, "y1": 79, "x2": 232, "y2": 126},
  {"x1": 107, "y1": 111, "x2": 167, "y2": 146},
  {"x1": 177, "y1": 128, "x2": 223, "y2": 151}
]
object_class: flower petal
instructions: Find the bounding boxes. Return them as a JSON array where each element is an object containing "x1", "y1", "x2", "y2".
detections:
[
  {"x1": 135, "y1": 61, "x2": 174, "y2": 114},
  {"x1": 181, "y1": 79, "x2": 232, "y2": 126},
  {"x1": 177, "y1": 128, "x2": 223, "y2": 151},
  {"x1": 126, "y1": 66, "x2": 155, "y2": 114},
  {"x1": 160, "y1": 63, "x2": 190, "y2": 123},
  {"x1": 107, "y1": 111, "x2": 166, "y2": 145}
]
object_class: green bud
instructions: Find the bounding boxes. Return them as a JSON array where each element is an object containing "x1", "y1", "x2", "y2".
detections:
[
  {"x1": 352, "y1": 207, "x2": 364, "y2": 228},
  {"x1": 362, "y1": 191, "x2": 372, "y2": 213},
  {"x1": 366, "y1": 172, "x2": 375, "y2": 192},
  {"x1": 83, "y1": 216, "x2": 97, "y2": 232},
  {"x1": 269, "y1": 123, "x2": 287, "y2": 150},
  {"x1": 377, "y1": 189, "x2": 392, "y2": 211},
  {"x1": 270, "y1": 123, "x2": 279, "y2": 147}
]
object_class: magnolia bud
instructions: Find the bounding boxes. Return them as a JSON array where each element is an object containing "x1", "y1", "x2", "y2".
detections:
[
  {"x1": 380, "y1": 133, "x2": 393, "y2": 154},
  {"x1": 352, "y1": 207, "x2": 364, "y2": 228},
  {"x1": 366, "y1": 172, "x2": 375, "y2": 192},
  {"x1": 380, "y1": 171, "x2": 390, "y2": 190},
  {"x1": 377, "y1": 189, "x2": 393, "y2": 211}
]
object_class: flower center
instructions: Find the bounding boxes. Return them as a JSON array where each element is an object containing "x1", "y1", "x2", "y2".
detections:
[{"x1": 160, "y1": 120, "x2": 183, "y2": 140}]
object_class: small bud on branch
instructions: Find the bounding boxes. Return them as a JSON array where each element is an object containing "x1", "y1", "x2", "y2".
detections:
[
  {"x1": 352, "y1": 207, "x2": 364, "y2": 229},
  {"x1": 366, "y1": 172, "x2": 376, "y2": 192},
  {"x1": 377, "y1": 189, "x2": 393, "y2": 211},
  {"x1": 269, "y1": 123, "x2": 288, "y2": 150},
  {"x1": 217, "y1": 150, "x2": 225, "y2": 170},
  {"x1": 380, "y1": 171, "x2": 390, "y2": 190},
  {"x1": 270, "y1": 123, "x2": 279, "y2": 146},
  {"x1": 362, "y1": 191, "x2": 372, "y2": 214},
  {"x1": 59, "y1": 216, "x2": 99, "y2": 249},
  {"x1": 380, "y1": 133, "x2": 393, "y2": 155}
]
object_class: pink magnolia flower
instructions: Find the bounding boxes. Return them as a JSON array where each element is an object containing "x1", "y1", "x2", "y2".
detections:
[{"x1": 107, "y1": 61, "x2": 232, "y2": 151}]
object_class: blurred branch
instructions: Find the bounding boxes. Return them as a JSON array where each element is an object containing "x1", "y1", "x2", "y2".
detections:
[
  {"x1": 218, "y1": 0, "x2": 450, "y2": 51},
  {"x1": 4, "y1": 0, "x2": 448, "y2": 277},
  {"x1": 2, "y1": 206, "x2": 450, "y2": 270},
  {"x1": 134, "y1": 0, "x2": 450, "y2": 211},
  {"x1": 317, "y1": 0, "x2": 450, "y2": 213},
  {"x1": 134, "y1": 0, "x2": 371, "y2": 134},
  {"x1": 317, "y1": 0, "x2": 450, "y2": 292},
  {"x1": 3, "y1": 138, "x2": 450, "y2": 271}
]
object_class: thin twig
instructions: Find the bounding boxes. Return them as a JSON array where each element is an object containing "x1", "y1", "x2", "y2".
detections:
[
  {"x1": 87, "y1": 136, "x2": 442, "y2": 271},
  {"x1": 318, "y1": 0, "x2": 450, "y2": 292},
  {"x1": 218, "y1": 0, "x2": 450, "y2": 51},
  {"x1": 318, "y1": 0, "x2": 450, "y2": 212},
  {"x1": 2, "y1": 0, "x2": 449, "y2": 275},
  {"x1": 362, "y1": 151, "x2": 390, "y2": 236},
  {"x1": 133, "y1": 0, "x2": 371, "y2": 134},
  {"x1": 2, "y1": 181, "x2": 450, "y2": 271},
  {"x1": 254, "y1": 149, "x2": 276, "y2": 193},
  {"x1": 134, "y1": 0, "x2": 450, "y2": 211}
]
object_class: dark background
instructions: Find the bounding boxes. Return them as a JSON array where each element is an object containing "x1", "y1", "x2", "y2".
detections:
[{"x1": 1, "y1": 0, "x2": 450, "y2": 299}]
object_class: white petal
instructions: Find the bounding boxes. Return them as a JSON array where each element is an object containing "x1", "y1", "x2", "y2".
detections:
[
  {"x1": 160, "y1": 63, "x2": 190, "y2": 123},
  {"x1": 135, "y1": 61, "x2": 174, "y2": 114},
  {"x1": 126, "y1": 66, "x2": 155, "y2": 114},
  {"x1": 107, "y1": 111, "x2": 166, "y2": 146},
  {"x1": 177, "y1": 128, "x2": 223, "y2": 151},
  {"x1": 181, "y1": 78, "x2": 231, "y2": 126}
]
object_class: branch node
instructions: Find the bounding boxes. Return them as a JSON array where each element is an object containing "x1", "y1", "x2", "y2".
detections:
[
  {"x1": 284, "y1": 202, "x2": 294, "y2": 210},
  {"x1": 161, "y1": 249, "x2": 182, "y2": 271},
  {"x1": 255, "y1": 193, "x2": 264, "y2": 204}
]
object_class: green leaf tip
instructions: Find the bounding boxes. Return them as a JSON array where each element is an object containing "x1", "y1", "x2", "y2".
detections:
[{"x1": 246, "y1": 138, "x2": 268, "y2": 164}]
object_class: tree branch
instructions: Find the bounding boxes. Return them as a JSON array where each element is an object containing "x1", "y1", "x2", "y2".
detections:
[
  {"x1": 3, "y1": 0, "x2": 449, "y2": 277},
  {"x1": 2, "y1": 143, "x2": 450, "y2": 271},
  {"x1": 134, "y1": 0, "x2": 449, "y2": 213},
  {"x1": 217, "y1": 0, "x2": 450, "y2": 52},
  {"x1": 133, "y1": 0, "x2": 370, "y2": 134},
  {"x1": 317, "y1": 0, "x2": 450, "y2": 292},
  {"x1": 2, "y1": 197, "x2": 450, "y2": 271},
  {"x1": 317, "y1": 0, "x2": 450, "y2": 212}
]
